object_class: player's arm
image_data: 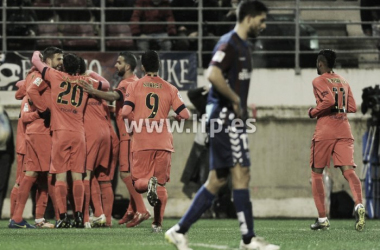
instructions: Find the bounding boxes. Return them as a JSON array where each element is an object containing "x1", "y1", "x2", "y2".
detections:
[
  {"x1": 21, "y1": 102, "x2": 39, "y2": 124},
  {"x1": 309, "y1": 79, "x2": 335, "y2": 118},
  {"x1": 207, "y1": 65, "x2": 241, "y2": 117},
  {"x1": 86, "y1": 70, "x2": 110, "y2": 91},
  {"x1": 346, "y1": 85, "x2": 357, "y2": 113},
  {"x1": 79, "y1": 80, "x2": 120, "y2": 102},
  {"x1": 15, "y1": 80, "x2": 26, "y2": 100},
  {"x1": 172, "y1": 88, "x2": 191, "y2": 120},
  {"x1": 31, "y1": 51, "x2": 48, "y2": 73},
  {"x1": 26, "y1": 80, "x2": 49, "y2": 113},
  {"x1": 121, "y1": 84, "x2": 135, "y2": 118}
]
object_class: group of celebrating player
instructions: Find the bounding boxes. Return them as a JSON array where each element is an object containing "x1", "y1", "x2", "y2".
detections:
[{"x1": 8, "y1": 47, "x2": 189, "y2": 232}]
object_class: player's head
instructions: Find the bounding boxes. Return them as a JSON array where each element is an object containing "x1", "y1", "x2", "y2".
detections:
[
  {"x1": 237, "y1": 0, "x2": 268, "y2": 38},
  {"x1": 63, "y1": 53, "x2": 80, "y2": 75},
  {"x1": 317, "y1": 49, "x2": 336, "y2": 75},
  {"x1": 115, "y1": 52, "x2": 137, "y2": 77},
  {"x1": 78, "y1": 57, "x2": 86, "y2": 75},
  {"x1": 141, "y1": 50, "x2": 160, "y2": 73},
  {"x1": 43, "y1": 47, "x2": 63, "y2": 71}
]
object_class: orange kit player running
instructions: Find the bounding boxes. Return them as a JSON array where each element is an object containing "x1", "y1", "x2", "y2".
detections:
[
  {"x1": 31, "y1": 51, "x2": 110, "y2": 228},
  {"x1": 9, "y1": 80, "x2": 27, "y2": 225},
  {"x1": 80, "y1": 52, "x2": 150, "y2": 228},
  {"x1": 10, "y1": 48, "x2": 63, "y2": 229},
  {"x1": 122, "y1": 50, "x2": 190, "y2": 233},
  {"x1": 308, "y1": 49, "x2": 365, "y2": 231}
]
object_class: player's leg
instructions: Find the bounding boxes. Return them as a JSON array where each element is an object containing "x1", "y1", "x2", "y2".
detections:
[
  {"x1": 310, "y1": 140, "x2": 332, "y2": 230},
  {"x1": 99, "y1": 181, "x2": 114, "y2": 227},
  {"x1": 9, "y1": 171, "x2": 38, "y2": 229},
  {"x1": 34, "y1": 172, "x2": 54, "y2": 228},
  {"x1": 90, "y1": 176, "x2": 106, "y2": 227},
  {"x1": 120, "y1": 140, "x2": 149, "y2": 227},
  {"x1": 334, "y1": 138, "x2": 365, "y2": 231},
  {"x1": 10, "y1": 153, "x2": 24, "y2": 220},
  {"x1": 83, "y1": 170, "x2": 91, "y2": 228},
  {"x1": 165, "y1": 169, "x2": 223, "y2": 249},
  {"x1": 47, "y1": 173, "x2": 59, "y2": 222},
  {"x1": 151, "y1": 151, "x2": 171, "y2": 233}
]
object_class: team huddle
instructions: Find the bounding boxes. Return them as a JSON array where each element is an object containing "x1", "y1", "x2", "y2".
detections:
[{"x1": 9, "y1": 48, "x2": 189, "y2": 231}]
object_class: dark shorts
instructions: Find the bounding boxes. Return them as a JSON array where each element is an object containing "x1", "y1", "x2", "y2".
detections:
[{"x1": 207, "y1": 104, "x2": 251, "y2": 170}]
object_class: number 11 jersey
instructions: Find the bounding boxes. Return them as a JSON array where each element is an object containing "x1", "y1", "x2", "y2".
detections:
[{"x1": 310, "y1": 72, "x2": 357, "y2": 141}]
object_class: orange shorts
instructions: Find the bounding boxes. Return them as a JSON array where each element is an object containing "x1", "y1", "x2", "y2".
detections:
[
  {"x1": 86, "y1": 128, "x2": 110, "y2": 171},
  {"x1": 310, "y1": 138, "x2": 356, "y2": 168},
  {"x1": 119, "y1": 140, "x2": 132, "y2": 172},
  {"x1": 50, "y1": 130, "x2": 86, "y2": 174},
  {"x1": 25, "y1": 134, "x2": 51, "y2": 172},
  {"x1": 131, "y1": 150, "x2": 171, "y2": 185},
  {"x1": 96, "y1": 129, "x2": 119, "y2": 182},
  {"x1": 16, "y1": 153, "x2": 25, "y2": 185}
]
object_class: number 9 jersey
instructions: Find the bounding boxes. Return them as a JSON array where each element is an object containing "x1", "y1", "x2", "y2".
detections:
[{"x1": 310, "y1": 72, "x2": 357, "y2": 141}]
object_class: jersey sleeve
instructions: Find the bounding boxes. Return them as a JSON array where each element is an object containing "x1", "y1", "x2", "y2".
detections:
[
  {"x1": 171, "y1": 87, "x2": 187, "y2": 115},
  {"x1": 27, "y1": 77, "x2": 49, "y2": 112},
  {"x1": 21, "y1": 101, "x2": 39, "y2": 124},
  {"x1": 122, "y1": 83, "x2": 136, "y2": 117},
  {"x1": 114, "y1": 82, "x2": 128, "y2": 102},
  {"x1": 346, "y1": 84, "x2": 357, "y2": 113},
  {"x1": 209, "y1": 42, "x2": 234, "y2": 72},
  {"x1": 310, "y1": 78, "x2": 335, "y2": 118},
  {"x1": 15, "y1": 81, "x2": 26, "y2": 100}
]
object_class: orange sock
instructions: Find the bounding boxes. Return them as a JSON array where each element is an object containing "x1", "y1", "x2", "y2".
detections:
[
  {"x1": 55, "y1": 181, "x2": 68, "y2": 214},
  {"x1": 35, "y1": 182, "x2": 48, "y2": 219},
  {"x1": 83, "y1": 180, "x2": 90, "y2": 223},
  {"x1": 12, "y1": 175, "x2": 37, "y2": 223},
  {"x1": 343, "y1": 169, "x2": 363, "y2": 205},
  {"x1": 73, "y1": 180, "x2": 84, "y2": 213},
  {"x1": 122, "y1": 175, "x2": 147, "y2": 213},
  {"x1": 10, "y1": 186, "x2": 19, "y2": 218},
  {"x1": 311, "y1": 171, "x2": 326, "y2": 218},
  {"x1": 91, "y1": 177, "x2": 103, "y2": 217},
  {"x1": 154, "y1": 186, "x2": 168, "y2": 225},
  {"x1": 100, "y1": 182, "x2": 114, "y2": 225},
  {"x1": 47, "y1": 175, "x2": 59, "y2": 220}
]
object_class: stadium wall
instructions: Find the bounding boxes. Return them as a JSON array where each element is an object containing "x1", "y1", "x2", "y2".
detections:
[{"x1": 2, "y1": 68, "x2": 378, "y2": 218}]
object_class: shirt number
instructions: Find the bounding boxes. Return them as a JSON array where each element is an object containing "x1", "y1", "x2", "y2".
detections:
[
  {"x1": 146, "y1": 93, "x2": 159, "y2": 118},
  {"x1": 331, "y1": 87, "x2": 346, "y2": 113},
  {"x1": 57, "y1": 82, "x2": 84, "y2": 107}
]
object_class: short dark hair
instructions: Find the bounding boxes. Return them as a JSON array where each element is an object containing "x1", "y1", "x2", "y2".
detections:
[
  {"x1": 237, "y1": 0, "x2": 268, "y2": 23},
  {"x1": 141, "y1": 50, "x2": 160, "y2": 73},
  {"x1": 63, "y1": 53, "x2": 80, "y2": 75},
  {"x1": 318, "y1": 49, "x2": 336, "y2": 69},
  {"x1": 79, "y1": 57, "x2": 86, "y2": 75},
  {"x1": 42, "y1": 47, "x2": 63, "y2": 62},
  {"x1": 119, "y1": 51, "x2": 137, "y2": 71}
]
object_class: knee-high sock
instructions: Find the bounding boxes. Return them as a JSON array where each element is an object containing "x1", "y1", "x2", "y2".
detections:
[
  {"x1": 83, "y1": 180, "x2": 91, "y2": 223},
  {"x1": 10, "y1": 186, "x2": 19, "y2": 218},
  {"x1": 55, "y1": 181, "x2": 68, "y2": 214},
  {"x1": 233, "y1": 189, "x2": 255, "y2": 244},
  {"x1": 178, "y1": 185, "x2": 215, "y2": 234},
  {"x1": 134, "y1": 178, "x2": 149, "y2": 193},
  {"x1": 122, "y1": 176, "x2": 147, "y2": 213},
  {"x1": 35, "y1": 182, "x2": 48, "y2": 219},
  {"x1": 73, "y1": 180, "x2": 84, "y2": 213},
  {"x1": 12, "y1": 176, "x2": 37, "y2": 223},
  {"x1": 154, "y1": 186, "x2": 168, "y2": 225},
  {"x1": 343, "y1": 169, "x2": 363, "y2": 205},
  {"x1": 91, "y1": 177, "x2": 103, "y2": 217},
  {"x1": 100, "y1": 182, "x2": 114, "y2": 225},
  {"x1": 47, "y1": 175, "x2": 59, "y2": 220},
  {"x1": 311, "y1": 171, "x2": 326, "y2": 218}
]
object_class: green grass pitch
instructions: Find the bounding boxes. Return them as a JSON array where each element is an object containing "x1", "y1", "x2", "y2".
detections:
[{"x1": 0, "y1": 218, "x2": 379, "y2": 250}]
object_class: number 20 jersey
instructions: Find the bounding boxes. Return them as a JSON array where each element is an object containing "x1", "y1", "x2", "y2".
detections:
[
  {"x1": 311, "y1": 72, "x2": 356, "y2": 141},
  {"x1": 42, "y1": 67, "x2": 100, "y2": 133}
]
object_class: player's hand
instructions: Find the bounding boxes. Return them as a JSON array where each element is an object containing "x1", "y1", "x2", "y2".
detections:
[
  {"x1": 232, "y1": 97, "x2": 242, "y2": 119},
  {"x1": 77, "y1": 79, "x2": 96, "y2": 95},
  {"x1": 38, "y1": 108, "x2": 51, "y2": 128},
  {"x1": 308, "y1": 107, "x2": 314, "y2": 118}
]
